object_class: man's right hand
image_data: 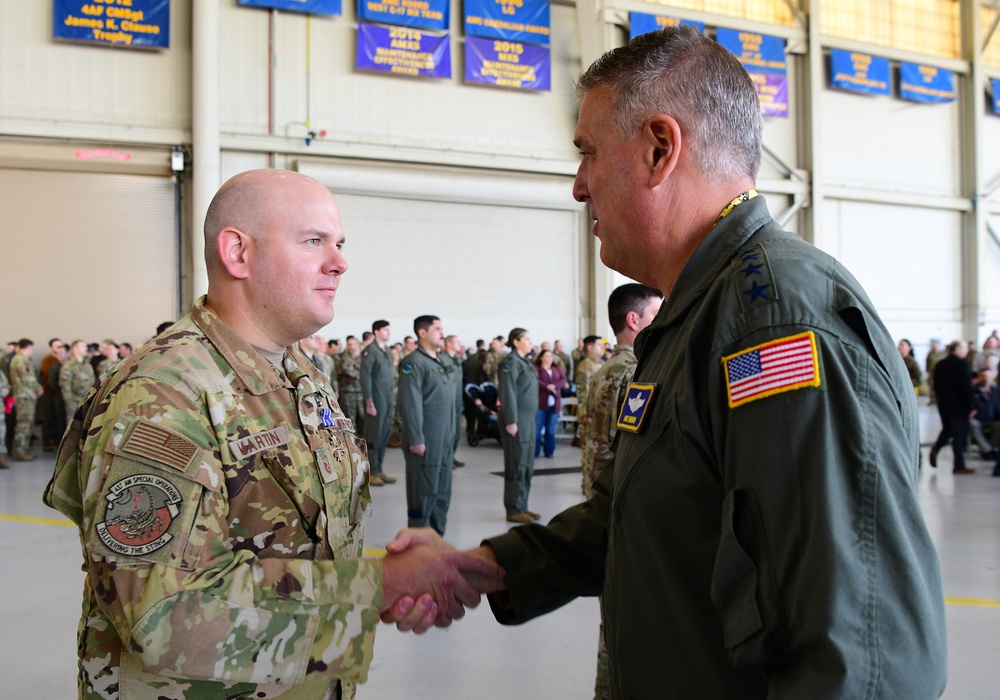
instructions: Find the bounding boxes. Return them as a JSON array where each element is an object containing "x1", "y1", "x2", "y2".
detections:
[
  {"x1": 505, "y1": 424, "x2": 518, "y2": 437},
  {"x1": 366, "y1": 405, "x2": 377, "y2": 417}
]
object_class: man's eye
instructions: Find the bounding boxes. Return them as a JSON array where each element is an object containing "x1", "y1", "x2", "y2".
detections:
[{"x1": 306, "y1": 238, "x2": 321, "y2": 245}]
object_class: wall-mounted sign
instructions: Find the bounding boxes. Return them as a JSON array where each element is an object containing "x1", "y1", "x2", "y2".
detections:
[
  {"x1": 716, "y1": 27, "x2": 787, "y2": 117},
  {"x1": 716, "y1": 28, "x2": 786, "y2": 74},
  {"x1": 628, "y1": 12, "x2": 704, "y2": 41},
  {"x1": 356, "y1": 22, "x2": 451, "y2": 79},
  {"x1": 829, "y1": 49, "x2": 890, "y2": 96},
  {"x1": 464, "y1": 0, "x2": 549, "y2": 46},
  {"x1": 899, "y1": 62, "x2": 956, "y2": 104},
  {"x1": 465, "y1": 35, "x2": 549, "y2": 90},
  {"x1": 358, "y1": 0, "x2": 447, "y2": 32},
  {"x1": 53, "y1": 0, "x2": 170, "y2": 49},
  {"x1": 992, "y1": 78, "x2": 1000, "y2": 115},
  {"x1": 238, "y1": 0, "x2": 342, "y2": 14}
]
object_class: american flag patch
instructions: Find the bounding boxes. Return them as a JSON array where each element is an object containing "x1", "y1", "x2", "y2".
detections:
[
  {"x1": 123, "y1": 421, "x2": 200, "y2": 473},
  {"x1": 723, "y1": 331, "x2": 821, "y2": 408}
]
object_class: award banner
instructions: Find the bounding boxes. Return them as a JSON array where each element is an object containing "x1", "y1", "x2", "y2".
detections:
[
  {"x1": 358, "y1": 0, "x2": 447, "y2": 32},
  {"x1": 899, "y1": 62, "x2": 955, "y2": 103},
  {"x1": 628, "y1": 12, "x2": 704, "y2": 41},
  {"x1": 464, "y1": 0, "x2": 550, "y2": 46},
  {"x1": 752, "y1": 72, "x2": 788, "y2": 117},
  {"x1": 53, "y1": 0, "x2": 170, "y2": 49},
  {"x1": 716, "y1": 27, "x2": 786, "y2": 74},
  {"x1": 356, "y1": 22, "x2": 451, "y2": 78},
  {"x1": 829, "y1": 49, "x2": 890, "y2": 96},
  {"x1": 993, "y1": 78, "x2": 1000, "y2": 115},
  {"x1": 465, "y1": 35, "x2": 549, "y2": 90},
  {"x1": 239, "y1": 0, "x2": 342, "y2": 14}
]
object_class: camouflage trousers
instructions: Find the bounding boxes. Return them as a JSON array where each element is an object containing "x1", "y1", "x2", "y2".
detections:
[
  {"x1": 0, "y1": 405, "x2": 6, "y2": 455},
  {"x1": 13, "y1": 395, "x2": 36, "y2": 455},
  {"x1": 340, "y1": 391, "x2": 364, "y2": 434}
]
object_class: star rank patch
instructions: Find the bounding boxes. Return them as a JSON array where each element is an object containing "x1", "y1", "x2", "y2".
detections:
[
  {"x1": 616, "y1": 383, "x2": 657, "y2": 433},
  {"x1": 723, "y1": 331, "x2": 821, "y2": 409}
]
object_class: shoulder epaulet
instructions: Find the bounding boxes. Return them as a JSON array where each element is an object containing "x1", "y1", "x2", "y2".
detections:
[{"x1": 732, "y1": 243, "x2": 778, "y2": 312}]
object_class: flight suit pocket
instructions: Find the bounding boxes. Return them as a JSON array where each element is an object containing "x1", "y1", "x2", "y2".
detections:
[{"x1": 710, "y1": 488, "x2": 782, "y2": 668}]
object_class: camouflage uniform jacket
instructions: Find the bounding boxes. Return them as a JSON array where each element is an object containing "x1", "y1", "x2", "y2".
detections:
[
  {"x1": 580, "y1": 344, "x2": 636, "y2": 499},
  {"x1": 337, "y1": 353, "x2": 362, "y2": 395},
  {"x1": 10, "y1": 353, "x2": 41, "y2": 400},
  {"x1": 573, "y1": 356, "x2": 603, "y2": 408},
  {"x1": 483, "y1": 349, "x2": 507, "y2": 386},
  {"x1": 60, "y1": 357, "x2": 97, "y2": 416},
  {"x1": 43, "y1": 296, "x2": 380, "y2": 700}
]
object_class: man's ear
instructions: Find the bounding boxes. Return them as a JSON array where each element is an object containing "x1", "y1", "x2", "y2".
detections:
[
  {"x1": 625, "y1": 310, "x2": 641, "y2": 333},
  {"x1": 645, "y1": 113, "x2": 682, "y2": 187},
  {"x1": 217, "y1": 227, "x2": 253, "y2": 280}
]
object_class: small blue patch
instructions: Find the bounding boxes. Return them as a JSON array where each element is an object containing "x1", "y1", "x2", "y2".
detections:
[
  {"x1": 501, "y1": 362, "x2": 512, "y2": 373},
  {"x1": 616, "y1": 383, "x2": 657, "y2": 433},
  {"x1": 320, "y1": 408, "x2": 334, "y2": 427},
  {"x1": 401, "y1": 361, "x2": 415, "y2": 375}
]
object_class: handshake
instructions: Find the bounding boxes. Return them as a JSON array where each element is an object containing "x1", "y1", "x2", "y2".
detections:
[{"x1": 378, "y1": 528, "x2": 506, "y2": 634}]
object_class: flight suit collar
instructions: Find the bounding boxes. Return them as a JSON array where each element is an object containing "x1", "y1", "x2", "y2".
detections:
[
  {"x1": 649, "y1": 195, "x2": 774, "y2": 334},
  {"x1": 191, "y1": 295, "x2": 327, "y2": 396}
]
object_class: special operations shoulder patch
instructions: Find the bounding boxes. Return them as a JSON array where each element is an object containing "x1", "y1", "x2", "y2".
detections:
[
  {"x1": 96, "y1": 474, "x2": 182, "y2": 556},
  {"x1": 500, "y1": 361, "x2": 512, "y2": 373},
  {"x1": 616, "y1": 383, "x2": 657, "y2": 433},
  {"x1": 401, "y1": 361, "x2": 415, "y2": 375},
  {"x1": 723, "y1": 331, "x2": 821, "y2": 409}
]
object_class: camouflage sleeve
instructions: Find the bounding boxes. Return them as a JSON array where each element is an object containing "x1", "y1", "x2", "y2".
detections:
[
  {"x1": 0, "y1": 372, "x2": 8, "y2": 399},
  {"x1": 341, "y1": 356, "x2": 361, "y2": 381},
  {"x1": 606, "y1": 364, "x2": 637, "y2": 445},
  {"x1": 81, "y1": 377, "x2": 383, "y2": 685}
]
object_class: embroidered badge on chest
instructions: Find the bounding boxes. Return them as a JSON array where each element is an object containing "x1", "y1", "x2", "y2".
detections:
[
  {"x1": 96, "y1": 474, "x2": 182, "y2": 556},
  {"x1": 616, "y1": 383, "x2": 657, "y2": 433},
  {"x1": 723, "y1": 331, "x2": 821, "y2": 408}
]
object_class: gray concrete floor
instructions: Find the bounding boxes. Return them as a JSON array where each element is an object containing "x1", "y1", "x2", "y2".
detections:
[{"x1": 1, "y1": 401, "x2": 997, "y2": 698}]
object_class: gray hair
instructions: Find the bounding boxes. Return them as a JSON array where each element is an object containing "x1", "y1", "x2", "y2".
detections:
[{"x1": 576, "y1": 26, "x2": 762, "y2": 182}]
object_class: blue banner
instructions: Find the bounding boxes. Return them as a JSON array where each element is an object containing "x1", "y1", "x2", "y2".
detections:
[
  {"x1": 464, "y1": 0, "x2": 550, "y2": 46},
  {"x1": 356, "y1": 22, "x2": 451, "y2": 79},
  {"x1": 628, "y1": 12, "x2": 704, "y2": 41},
  {"x1": 993, "y1": 79, "x2": 1000, "y2": 115},
  {"x1": 751, "y1": 72, "x2": 788, "y2": 117},
  {"x1": 829, "y1": 48, "x2": 890, "y2": 96},
  {"x1": 53, "y1": 0, "x2": 170, "y2": 49},
  {"x1": 239, "y1": 0, "x2": 342, "y2": 14},
  {"x1": 358, "y1": 0, "x2": 447, "y2": 31},
  {"x1": 716, "y1": 27, "x2": 786, "y2": 75},
  {"x1": 465, "y1": 35, "x2": 549, "y2": 91},
  {"x1": 899, "y1": 62, "x2": 955, "y2": 103}
]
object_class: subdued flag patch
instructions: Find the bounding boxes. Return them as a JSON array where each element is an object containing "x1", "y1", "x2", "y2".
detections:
[{"x1": 723, "y1": 331, "x2": 821, "y2": 408}]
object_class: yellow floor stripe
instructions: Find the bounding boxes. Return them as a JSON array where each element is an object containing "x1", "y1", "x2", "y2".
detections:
[{"x1": 1, "y1": 515, "x2": 995, "y2": 603}]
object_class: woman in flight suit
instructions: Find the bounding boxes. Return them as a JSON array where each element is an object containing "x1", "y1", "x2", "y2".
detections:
[{"x1": 498, "y1": 327, "x2": 540, "y2": 524}]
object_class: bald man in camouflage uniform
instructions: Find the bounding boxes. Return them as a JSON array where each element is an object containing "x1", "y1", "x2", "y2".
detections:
[
  {"x1": 43, "y1": 169, "x2": 500, "y2": 700},
  {"x1": 60, "y1": 340, "x2": 96, "y2": 422}
]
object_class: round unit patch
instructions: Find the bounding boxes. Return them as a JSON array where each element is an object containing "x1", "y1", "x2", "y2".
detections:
[{"x1": 96, "y1": 474, "x2": 182, "y2": 556}]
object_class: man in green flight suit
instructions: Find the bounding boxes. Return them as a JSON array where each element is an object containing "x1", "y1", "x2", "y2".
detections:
[
  {"x1": 383, "y1": 27, "x2": 948, "y2": 699},
  {"x1": 399, "y1": 316, "x2": 458, "y2": 535},
  {"x1": 360, "y1": 319, "x2": 397, "y2": 486},
  {"x1": 443, "y1": 334, "x2": 465, "y2": 467}
]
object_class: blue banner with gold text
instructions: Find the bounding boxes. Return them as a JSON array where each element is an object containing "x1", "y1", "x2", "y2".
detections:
[
  {"x1": 358, "y1": 0, "x2": 447, "y2": 31},
  {"x1": 829, "y1": 48, "x2": 890, "y2": 96},
  {"x1": 993, "y1": 79, "x2": 1000, "y2": 115},
  {"x1": 53, "y1": 0, "x2": 170, "y2": 49},
  {"x1": 464, "y1": 0, "x2": 550, "y2": 46},
  {"x1": 629, "y1": 12, "x2": 704, "y2": 41},
  {"x1": 356, "y1": 22, "x2": 451, "y2": 78},
  {"x1": 239, "y1": 0, "x2": 342, "y2": 15},
  {"x1": 465, "y1": 35, "x2": 549, "y2": 90},
  {"x1": 899, "y1": 62, "x2": 955, "y2": 103},
  {"x1": 716, "y1": 27, "x2": 786, "y2": 74}
]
